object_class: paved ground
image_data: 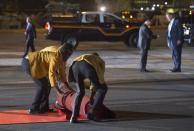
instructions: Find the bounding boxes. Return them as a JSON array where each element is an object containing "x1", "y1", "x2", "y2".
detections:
[
  {"x1": 0, "y1": 29, "x2": 194, "y2": 131},
  {"x1": 0, "y1": 47, "x2": 194, "y2": 83},
  {"x1": 0, "y1": 67, "x2": 194, "y2": 131}
]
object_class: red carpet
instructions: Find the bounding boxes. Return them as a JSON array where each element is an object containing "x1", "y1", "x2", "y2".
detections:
[{"x1": 0, "y1": 110, "x2": 86, "y2": 125}]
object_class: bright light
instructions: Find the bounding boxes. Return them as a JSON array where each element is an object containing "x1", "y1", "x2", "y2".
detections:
[
  {"x1": 153, "y1": 4, "x2": 156, "y2": 7},
  {"x1": 122, "y1": 15, "x2": 125, "y2": 19},
  {"x1": 130, "y1": 15, "x2": 133, "y2": 19},
  {"x1": 165, "y1": 2, "x2": 168, "y2": 5},
  {"x1": 140, "y1": 7, "x2": 144, "y2": 11},
  {"x1": 157, "y1": 4, "x2": 160, "y2": 7},
  {"x1": 100, "y1": 6, "x2": 106, "y2": 12},
  {"x1": 125, "y1": 25, "x2": 129, "y2": 28},
  {"x1": 152, "y1": 7, "x2": 155, "y2": 11},
  {"x1": 189, "y1": 10, "x2": 192, "y2": 15},
  {"x1": 190, "y1": 5, "x2": 194, "y2": 8}
]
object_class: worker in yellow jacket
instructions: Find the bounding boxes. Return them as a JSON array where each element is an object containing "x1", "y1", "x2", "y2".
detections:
[
  {"x1": 68, "y1": 53, "x2": 108, "y2": 123},
  {"x1": 21, "y1": 44, "x2": 74, "y2": 114}
]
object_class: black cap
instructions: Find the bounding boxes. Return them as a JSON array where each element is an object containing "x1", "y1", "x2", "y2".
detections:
[
  {"x1": 59, "y1": 43, "x2": 74, "y2": 54},
  {"x1": 92, "y1": 52, "x2": 99, "y2": 56},
  {"x1": 59, "y1": 43, "x2": 74, "y2": 61}
]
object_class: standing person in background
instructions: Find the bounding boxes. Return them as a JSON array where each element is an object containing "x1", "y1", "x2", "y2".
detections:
[
  {"x1": 166, "y1": 11, "x2": 184, "y2": 72},
  {"x1": 138, "y1": 16, "x2": 157, "y2": 72},
  {"x1": 23, "y1": 16, "x2": 36, "y2": 58}
]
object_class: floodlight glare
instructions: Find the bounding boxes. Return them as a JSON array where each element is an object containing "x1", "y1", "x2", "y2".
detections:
[{"x1": 100, "y1": 6, "x2": 106, "y2": 12}]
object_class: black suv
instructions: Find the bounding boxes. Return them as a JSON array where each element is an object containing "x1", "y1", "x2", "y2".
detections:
[{"x1": 45, "y1": 12, "x2": 142, "y2": 48}]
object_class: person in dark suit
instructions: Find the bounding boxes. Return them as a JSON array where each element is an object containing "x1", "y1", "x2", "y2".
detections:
[
  {"x1": 166, "y1": 11, "x2": 184, "y2": 72},
  {"x1": 68, "y1": 53, "x2": 108, "y2": 123},
  {"x1": 23, "y1": 16, "x2": 36, "y2": 58},
  {"x1": 138, "y1": 16, "x2": 157, "y2": 72}
]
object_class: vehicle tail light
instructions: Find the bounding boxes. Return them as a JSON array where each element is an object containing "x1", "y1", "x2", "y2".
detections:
[
  {"x1": 44, "y1": 22, "x2": 51, "y2": 30},
  {"x1": 44, "y1": 22, "x2": 52, "y2": 34}
]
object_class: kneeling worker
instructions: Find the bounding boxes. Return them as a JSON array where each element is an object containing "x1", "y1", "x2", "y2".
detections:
[
  {"x1": 22, "y1": 43, "x2": 74, "y2": 114},
  {"x1": 68, "y1": 53, "x2": 108, "y2": 123}
]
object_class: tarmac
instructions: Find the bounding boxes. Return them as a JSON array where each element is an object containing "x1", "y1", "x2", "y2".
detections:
[
  {"x1": 0, "y1": 46, "x2": 194, "y2": 85},
  {"x1": 1, "y1": 27, "x2": 193, "y2": 84},
  {"x1": 0, "y1": 46, "x2": 194, "y2": 131}
]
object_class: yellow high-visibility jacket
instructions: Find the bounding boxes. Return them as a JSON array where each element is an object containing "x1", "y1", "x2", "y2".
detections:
[
  {"x1": 69, "y1": 54, "x2": 105, "y2": 85},
  {"x1": 27, "y1": 47, "x2": 66, "y2": 87},
  {"x1": 40, "y1": 45, "x2": 60, "y2": 52}
]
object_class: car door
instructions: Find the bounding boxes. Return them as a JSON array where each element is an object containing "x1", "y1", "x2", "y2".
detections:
[
  {"x1": 101, "y1": 14, "x2": 125, "y2": 40},
  {"x1": 78, "y1": 14, "x2": 104, "y2": 41}
]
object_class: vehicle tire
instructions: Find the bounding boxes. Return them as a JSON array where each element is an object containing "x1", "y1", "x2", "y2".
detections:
[
  {"x1": 62, "y1": 34, "x2": 79, "y2": 48},
  {"x1": 125, "y1": 32, "x2": 138, "y2": 48}
]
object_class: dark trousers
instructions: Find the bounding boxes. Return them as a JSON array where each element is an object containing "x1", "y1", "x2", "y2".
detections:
[
  {"x1": 140, "y1": 49, "x2": 148, "y2": 70},
  {"x1": 21, "y1": 58, "x2": 51, "y2": 111},
  {"x1": 23, "y1": 38, "x2": 35, "y2": 58},
  {"x1": 172, "y1": 44, "x2": 182, "y2": 70},
  {"x1": 71, "y1": 61, "x2": 108, "y2": 118}
]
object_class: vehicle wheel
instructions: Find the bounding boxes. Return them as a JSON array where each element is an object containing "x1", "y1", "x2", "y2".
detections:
[
  {"x1": 125, "y1": 32, "x2": 138, "y2": 48},
  {"x1": 63, "y1": 35, "x2": 79, "y2": 48}
]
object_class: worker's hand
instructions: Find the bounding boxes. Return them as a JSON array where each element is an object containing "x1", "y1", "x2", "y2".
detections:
[
  {"x1": 89, "y1": 97, "x2": 94, "y2": 105},
  {"x1": 64, "y1": 82, "x2": 74, "y2": 92},
  {"x1": 177, "y1": 40, "x2": 181, "y2": 45},
  {"x1": 55, "y1": 86, "x2": 64, "y2": 94},
  {"x1": 57, "y1": 81, "x2": 74, "y2": 94},
  {"x1": 56, "y1": 82, "x2": 67, "y2": 94},
  {"x1": 59, "y1": 82, "x2": 65, "y2": 88},
  {"x1": 58, "y1": 82, "x2": 67, "y2": 93}
]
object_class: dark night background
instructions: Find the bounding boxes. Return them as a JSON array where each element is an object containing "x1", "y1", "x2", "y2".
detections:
[
  {"x1": 0, "y1": 0, "x2": 97, "y2": 13},
  {"x1": 0, "y1": 0, "x2": 193, "y2": 29}
]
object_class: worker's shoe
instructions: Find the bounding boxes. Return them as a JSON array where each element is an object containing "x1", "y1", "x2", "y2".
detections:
[
  {"x1": 87, "y1": 113, "x2": 99, "y2": 122},
  {"x1": 39, "y1": 108, "x2": 54, "y2": 114},
  {"x1": 55, "y1": 101, "x2": 65, "y2": 109},
  {"x1": 28, "y1": 109, "x2": 40, "y2": 114},
  {"x1": 70, "y1": 116, "x2": 78, "y2": 123},
  {"x1": 140, "y1": 69, "x2": 150, "y2": 72}
]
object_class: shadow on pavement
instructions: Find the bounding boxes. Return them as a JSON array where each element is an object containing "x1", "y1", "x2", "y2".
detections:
[{"x1": 101, "y1": 110, "x2": 193, "y2": 122}]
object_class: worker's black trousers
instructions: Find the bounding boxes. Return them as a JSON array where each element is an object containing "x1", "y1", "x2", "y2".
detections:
[
  {"x1": 22, "y1": 58, "x2": 51, "y2": 112},
  {"x1": 71, "y1": 61, "x2": 108, "y2": 118}
]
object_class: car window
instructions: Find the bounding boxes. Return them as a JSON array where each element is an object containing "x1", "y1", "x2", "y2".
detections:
[
  {"x1": 85, "y1": 14, "x2": 99, "y2": 23},
  {"x1": 103, "y1": 14, "x2": 122, "y2": 24},
  {"x1": 104, "y1": 14, "x2": 115, "y2": 23}
]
